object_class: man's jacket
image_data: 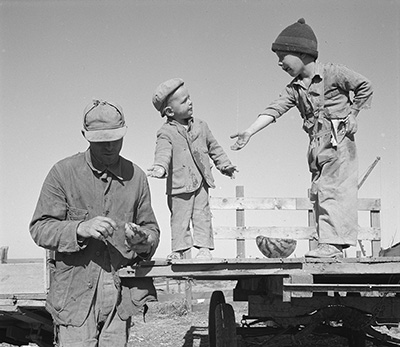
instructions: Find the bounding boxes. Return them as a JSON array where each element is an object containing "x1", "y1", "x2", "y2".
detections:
[{"x1": 30, "y1": 150, "x2": 160, "y2": 326}]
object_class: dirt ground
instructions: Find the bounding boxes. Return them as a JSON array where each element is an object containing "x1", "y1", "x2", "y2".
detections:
[
  {"x1": 1, "y1": 279, "x2": 399, "y2": 347},
  {"x1": 128, "y1": 301, "x2": 375, "y2": 347},
  {"x1": 0, "y1": 301, "x2": 397, "y2": 347}
]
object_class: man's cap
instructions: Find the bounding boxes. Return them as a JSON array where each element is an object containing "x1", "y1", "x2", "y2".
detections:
[
  {"x1": 82, "y1": 99, "x2": 127, "y2": 142},
  {"x1": 152, "y1": 78, "x2": 184, "y2": 116},
  {"x1": 271, "y1": 18, "x2": 318, "y2": 59}
]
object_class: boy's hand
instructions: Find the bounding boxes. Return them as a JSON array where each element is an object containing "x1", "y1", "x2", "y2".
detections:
[
  {"x1": 230, "y1": 131, "x2": 251, "y2": 150},
  {"x1": 221, "y1": 164, "x2": 238, "y2": 179},
  {"x1": 147, "y1": 165, "x2": 166, "y2": 178},
  {"x1": 345, "y1": 114, "x2": 358, "y2": 135}
]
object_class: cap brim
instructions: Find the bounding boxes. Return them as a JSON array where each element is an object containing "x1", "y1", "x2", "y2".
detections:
[{"x1": 83, "y1": 126, "x2": 127, "y2": 142}]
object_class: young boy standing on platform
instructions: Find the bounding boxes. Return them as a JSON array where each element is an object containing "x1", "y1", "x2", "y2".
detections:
[
  {"x1": 148, "y1": 78, "x2": 237, "y2": 260},
  {"x1": 231, "y1": 18, "x2": 373, "y2": 258}
]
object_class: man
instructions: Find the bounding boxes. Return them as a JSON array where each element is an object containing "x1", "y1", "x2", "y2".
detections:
[{"x1": 30, "y1": 99, "x2": 160, "y2": 346}]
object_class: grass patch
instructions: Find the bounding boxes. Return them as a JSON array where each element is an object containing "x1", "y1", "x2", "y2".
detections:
[{"x1": 149, "y1": 299, "x2": 190, "y2": 317}]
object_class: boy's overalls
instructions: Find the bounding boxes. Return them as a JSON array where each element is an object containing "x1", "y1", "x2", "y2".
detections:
[{"x1": 300, "y1": 82, "x2": 358, "y2": 247}]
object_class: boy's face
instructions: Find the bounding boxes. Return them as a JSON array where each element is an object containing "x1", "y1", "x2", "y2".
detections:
[
  {"x1": 276, "y1": 51, "x2": 305, "y2": 77},
  {"x1": 166, "y1": 85, "x2": 193, "y2": 124}
]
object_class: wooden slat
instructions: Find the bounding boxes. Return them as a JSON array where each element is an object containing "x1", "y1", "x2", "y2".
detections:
[
  {"x1": 371, "y1": 210, "x2": 381, "y2": 256},
  {"x1": 213, "y1": 226, "x2": 380, "y2": 241},
  {"x1": 284, "y1": 283, "x2": 400, "y2": 293},
  {"x1": 248, "y1": 295, "x2": 400, "y2": 319},
  {"x1": 119, "y1": 257, "x2": 400, "y2": 279},
  {"x1": 236, "y1": 186, "x2": 246, "y2": 258},
  {"x1": 210, "y1": 197, "x2": 307, "y2": 210},
  {"x1": 210, "y1": 197, "x2": 381, "y2": 211},
  {"x1": 0, "y1": 263, "x2": 46, "y2": 295}
]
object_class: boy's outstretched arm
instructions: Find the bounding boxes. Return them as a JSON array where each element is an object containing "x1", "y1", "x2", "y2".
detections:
[{"x1": 230, "y1": 114, "x2": 276, "y2": 150}]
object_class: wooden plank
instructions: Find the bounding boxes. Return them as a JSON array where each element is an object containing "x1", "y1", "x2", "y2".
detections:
[
  {"x1": 0, "y1": 263, "x2": 46, "y2": 295},
  {"x1": 0, "y1": 246, "x2": 9, "y2": 263},
  {"x1": 119, "y1": 257, "x2": 400, "y2": 279},
  {"x1": 248, "y1": 295, "x2": 400, "y2": 320},
  {"x1": 0, "y1": 293, "x2": 47, "y2": 300},
  {"x1": 284, "y1": 283, "x2": 400, "y2": 293},
  {"x1": 213, "y1": 226, "x2": 380, "y2": 241},
  {"x1": 210, "y1": 197, "x2": 306, "y2": 210},
  {"x1": 284, "y1": 273, "x2": 313, "y2": 301},
  {"x1": 209, "y1": 197, "x2": 381, "y2": 211},
  {"x1": 0, "y1": 300, "x2": 46, "y2": 309},
  {"x1": 236, "y1": 186, "x2": 245, "y2": 258},
  {"x1": 371, "y1": 210, "x2": 381, "y2": 257}
]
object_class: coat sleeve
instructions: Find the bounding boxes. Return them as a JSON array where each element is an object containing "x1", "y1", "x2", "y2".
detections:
[
  {"x1": 134, "y1": 173, "x2": 160, "y2": 260},
  {"x1": 153, "y1": 128, "x2": 172, "y2": 175},
  {"x1": 259, "y1": 85, "x2": 297, "y2": 121},
  {"x1": 203, "y1": 121, "x2": 232, "y2": 171},
  {"x1": 29, "y1": 164, "x2": 85, "y2": 253},
  {"x1": 334, "y1": 64, "x2": 373, "y2": 112}
]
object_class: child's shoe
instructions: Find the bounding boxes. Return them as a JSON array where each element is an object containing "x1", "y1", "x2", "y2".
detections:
[
  {"x1": 305, "y1": 244, "x2": 343, "y2": 258},
  {"x1": 166, "y1": 251, "x2": 184, "y2": 261},
  {"x1": 195, "y1": 248, "x2": 212, "y2": 260}
]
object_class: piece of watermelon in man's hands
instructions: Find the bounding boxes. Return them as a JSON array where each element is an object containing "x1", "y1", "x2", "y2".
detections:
[{"x1": 124, "y1": 222, "x2": 148, "y2": 247}]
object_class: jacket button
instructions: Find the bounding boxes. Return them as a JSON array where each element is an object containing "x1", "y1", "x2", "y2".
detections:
[
  {"x1": 88, "y1": 282, "x2": 93, "y2": 289},
  {"x1": 96, "y1": 251, "x2": 101, "y2": 256}
]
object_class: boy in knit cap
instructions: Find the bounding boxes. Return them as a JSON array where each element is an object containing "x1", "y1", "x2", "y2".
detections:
[
  {"x1": 231, "y1": 18, "x2": 373, "y2": 258},
  {"x1": 148, "y1": 78, "x2": 237, "y2": 260}
]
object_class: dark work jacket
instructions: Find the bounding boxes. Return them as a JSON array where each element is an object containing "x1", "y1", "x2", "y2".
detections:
[{"x1": 30, "y1": 150, "x2": 160, "y2": 326}]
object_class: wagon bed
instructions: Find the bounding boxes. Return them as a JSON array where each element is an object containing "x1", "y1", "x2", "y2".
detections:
[
  {"x1": 119, "y1": 185, "x2": 400, "y2": 346},
  {"x1": 121, "y1": 256, "x2": 400, "y2": 346},
  {"x1": 2, "y1": 186, "x2": 399, "y2": 346}
]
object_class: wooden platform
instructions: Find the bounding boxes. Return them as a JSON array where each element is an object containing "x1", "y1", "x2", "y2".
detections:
[{"x1": 119, "y1": 256, "x2": 400, "y2": 280}]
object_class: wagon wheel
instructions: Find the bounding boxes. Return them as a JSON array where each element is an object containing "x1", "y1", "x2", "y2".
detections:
[
  {"x1": 208, "y1": 290, "x2": 226, "y2": 347},
  {"x1": 215, "y1": 303, "x2": 238, "y2": 347}
]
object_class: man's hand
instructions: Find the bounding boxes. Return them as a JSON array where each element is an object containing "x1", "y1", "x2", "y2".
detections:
[
  {"x1": 77, "y1": 216, "x2": 117, "y2": 242},
  {"x1": 147, "y1": 165, "x2": 166, "y2": 178},
  {"x1": 345, "y1": 114, "x2": 358, "y2": 135},
  {"x1": 124, "y1": 223, "x2": 154, "y2": 255},
  {"x1": 230, "y1": 131, "x2": 251, "y2": 151},
  {"x1": 221, "y1": 164, "x2": 238, "y2": 179}
]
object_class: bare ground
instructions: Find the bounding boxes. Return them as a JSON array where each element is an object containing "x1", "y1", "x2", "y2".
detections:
[{"x1": 128, "y1": 301, "x2": 375, "y2": 347}]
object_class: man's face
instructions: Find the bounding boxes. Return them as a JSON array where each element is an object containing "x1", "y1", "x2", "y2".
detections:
[{"x1": 90, "y1": 139, "x2": 123, "y2": 166}]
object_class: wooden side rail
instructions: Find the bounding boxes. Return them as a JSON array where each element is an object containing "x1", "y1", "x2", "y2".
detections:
[
  {"x1": 209, "y1": 186, "x2": 381, "y2": 257},
  {"x1": 210, "y1": 197, "x2": 381, "y2": 211}
]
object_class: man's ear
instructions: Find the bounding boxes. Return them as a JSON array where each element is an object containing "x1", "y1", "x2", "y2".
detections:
[{"x1": 164, "y1": 107, "x2": 174, "y2": 117}]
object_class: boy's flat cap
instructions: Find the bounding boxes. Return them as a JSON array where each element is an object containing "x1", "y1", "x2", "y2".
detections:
[{"x1": 152, "y1": 78, "x2": 184, "y2": 115}]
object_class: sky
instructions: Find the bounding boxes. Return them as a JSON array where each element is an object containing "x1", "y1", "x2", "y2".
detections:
[{"x1": 0, "y1": 0, "x2": 399, "y2": 260}]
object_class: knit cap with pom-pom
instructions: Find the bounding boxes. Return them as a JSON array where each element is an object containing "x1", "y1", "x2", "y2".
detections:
[{"x1": 271, "y1": 18, "x2": 318, "y2": 58}]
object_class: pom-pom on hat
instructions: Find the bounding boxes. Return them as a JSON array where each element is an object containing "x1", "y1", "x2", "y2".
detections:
[
  {"x1": 82, "y1": 99, "x2": 127, "y2": 142},
  {"x1": 152, "y1": 78, "x2": 184, "y2": 116},
  {"x1": 271, "y1": 18, "x2": 318, "y2": 58}
]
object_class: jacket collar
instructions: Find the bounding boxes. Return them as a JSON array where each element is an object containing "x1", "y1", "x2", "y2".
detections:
[
  {"x1": 85, "y1": 149, "x2": 123, "y2": 181},
  {"x1": 291, "y1": 61, "x2": 323, "y2": 89}
]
